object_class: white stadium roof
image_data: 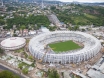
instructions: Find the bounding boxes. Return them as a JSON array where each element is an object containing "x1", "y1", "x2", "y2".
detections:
[{"x1": 0, "y1": 37, "x2": 26, "y2": 50}]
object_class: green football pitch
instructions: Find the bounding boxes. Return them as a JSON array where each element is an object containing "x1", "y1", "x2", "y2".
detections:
[{"x1": 48, "y1": 40, "x2": 81, "y2": 53}]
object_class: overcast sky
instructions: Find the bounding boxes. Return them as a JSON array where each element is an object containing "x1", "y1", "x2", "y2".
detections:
[{"x1": 58, "y1": 0, "x2": 104, "y2": 3}]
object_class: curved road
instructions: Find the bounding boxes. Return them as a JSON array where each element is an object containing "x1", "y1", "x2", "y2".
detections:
[{"x1": 0, "y1": 64, "x2": 25, "y2": 78}]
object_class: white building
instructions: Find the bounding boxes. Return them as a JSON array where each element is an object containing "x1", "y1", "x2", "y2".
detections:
[
  {"x1": 29, "y1": 31, "x2": 101, "y2": 64},
  {"x1": 40, "y1": 26, "x2": 50, "y2": 33},
  {"x1": 0, "y1": 37, "x2": 26, "y2": 50}
]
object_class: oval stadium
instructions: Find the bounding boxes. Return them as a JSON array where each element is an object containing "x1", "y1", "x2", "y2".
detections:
[{"x1": 29, "y1": 31, "x2": 101, "y2": 64}]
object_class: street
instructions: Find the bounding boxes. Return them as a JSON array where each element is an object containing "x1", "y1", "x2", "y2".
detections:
[{"x1": 0, "y1": 64, "x2": 25, "y2": 78}]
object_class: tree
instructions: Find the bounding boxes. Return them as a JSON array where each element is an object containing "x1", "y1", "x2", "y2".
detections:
[
  {"x1": 0, "y1": 19, "x2": 5, "y2": 25},
  {"x1": 48, "y1": 26, "x2": 57, "y2": 31},
  {"x1": 48, "y1": 69, "x2": 60, "y2": 78},
  {"x1": 20, "y1": 25, "x2": 26, "y2": 30},
  {"x1": 13, "y1": 34, "x2": 18, "y2": 37},
  {"x1": 22, "y1": 67, "x2": 28, "y2": 74},
  {"x1": 0, "y1": 48, "x2": 4, "y2": 54},
  {"x1": 0, "y1": 70, "x2": 20, "y2": 78},
  {"x1": 81, "y1": 29, "x2": 86, "y2": 32},
  {"x1": 18, "y1": 63, "x2": 23, "y2": 69},
  {"x1": 74, "y1": 25, "x2": 79, "y2": 31},
  {"x1": 6, "y1": 15, "x2": 50, "y2": 30},
  {"x1": 50, "y1": 6, "x2": 56, "y2": 10}
]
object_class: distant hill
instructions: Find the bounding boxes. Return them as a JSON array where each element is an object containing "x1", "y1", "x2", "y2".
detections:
[
  {"x1": 83, "y1": 3, "x2": 104, "y2": 6},
  {"x1": 3, "y1": 0, "x2": 60, "y2": 3}
]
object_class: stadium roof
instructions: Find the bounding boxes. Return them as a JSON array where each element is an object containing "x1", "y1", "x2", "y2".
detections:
[{"x1": 0, "y1": 37, "x2": 26, "y2": 50}]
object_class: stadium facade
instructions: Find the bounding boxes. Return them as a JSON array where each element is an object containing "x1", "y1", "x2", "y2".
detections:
[{"x1": 29, "y1": 31, "x2": 101, "y2": 64}]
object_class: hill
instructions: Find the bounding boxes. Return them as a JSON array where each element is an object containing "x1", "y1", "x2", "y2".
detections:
[{"x1": 51, "y1": 4, "x2": 104, "y2": 26}]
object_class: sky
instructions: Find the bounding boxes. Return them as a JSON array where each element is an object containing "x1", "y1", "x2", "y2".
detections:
[{"x1": 58, "y1": 0, "x2": 104, "y2": 3}]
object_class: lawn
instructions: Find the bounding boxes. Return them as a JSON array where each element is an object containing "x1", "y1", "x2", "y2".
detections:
[
  {"x1": 48, "y1": 40, "x2": 81, "y2": 53},
  {"x1": 71, "y1": 16, "x2": 89, "y2": 24},
  {"x1": 84, "y1": 13, "x2": 98, "y2": 19}
]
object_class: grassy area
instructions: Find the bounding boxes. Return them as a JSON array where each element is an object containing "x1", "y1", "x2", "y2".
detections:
[
  {"x1": 26, "y1": 39, "x2": 30, "y2": 44},
  {"x1": 84, "y1": 13, "x2": 98, "y2": 19},
  {"x1": 48, "y1": 40, "x2": 81, "y2": 53},
  {"x1": 15, "y1": 48, "x2": 24, "y2": 53},
  {"x1": 71, "y1": 16, "x2": 89, "y2": 24}
]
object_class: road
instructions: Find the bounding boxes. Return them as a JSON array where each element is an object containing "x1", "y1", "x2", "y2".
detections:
[
  {"x1": 0, "y1": 36, "x2": 34, "y2": 78},
  {"x1": 0, "y1": 64, "x2": 25, "y2": 78},
  {"x1": 0, "y1": 36, "x2": 35, "y2": 41}
]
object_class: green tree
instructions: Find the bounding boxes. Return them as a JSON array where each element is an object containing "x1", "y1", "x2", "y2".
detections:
[
  {"x1": 22, "y1": 67, "x2": 28, "y2": 74},
  {"x1": 6, "y1": 15, "x2": 50, "y2": 29},
  {"x1": 20, "y1": 25, "x2": 26, "y2": 30},
  {"x1": 18, "y1": 63, "x2": 23, "y2": 69},
  {"x1": 48, "y1": 69, "x2": 60, "y2": 78},
  {"x1": 81, "y1": 29, "x2": 86, "y2": 32},
  {"x1": 50, "y1": 6, "x2": 56, "y2": 10},
  {"x1": 48, "y1": 26, "x2": 57, "y2": 31},
  {"x1": 13, "y1": 34, "x2": 18, "y2": 37},
  {"x1": 74, "y1": 25, "x2": 79, "y2": 31},
  {"x1": 0, "y1": 48, "x2": 4, "y2": 54},
  {"x1": 0, "y1": 19, "x2": 5, "y2": 25},
  {"x1": 0, "y1": 70, "x2": 20, "y2": 78}
]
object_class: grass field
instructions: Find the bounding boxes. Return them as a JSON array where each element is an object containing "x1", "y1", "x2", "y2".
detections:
[
  {"x1": 71, "y1": 16, "x2": 89, "y2": 24},
  {"x1": 84, "y1": 14, "x2": 98, "y2": 19},
  {"x1": 48, "y1": 40, "x2": 81, "y2": 53}
]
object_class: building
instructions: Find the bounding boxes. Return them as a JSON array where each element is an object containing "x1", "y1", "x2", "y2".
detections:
[
  {"x1": 0, "y1": 0, "x2": 6, "y2": 12},
  {"x1": 29, "y1": 31, "x2": 101, "y2": 64},
  {"x1": 40, "y1": 26, "x2": 50, "y2": 33},
  {"x1": 0, "y1": 37, "x2": 26, "y2": 50},
  {"x1": 47, "y1": 14, "x2": 62, "y2": 27}
]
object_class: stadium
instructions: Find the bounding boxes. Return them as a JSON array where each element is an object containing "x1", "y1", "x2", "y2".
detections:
[
  {"x1": 29, "y1": 31, "x2": 101, "y2": 64},
  {"x1": 0, "y1": 37, "x2": 26, "y2": 50}
]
